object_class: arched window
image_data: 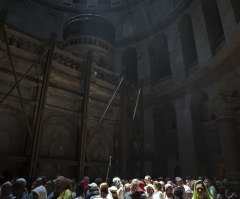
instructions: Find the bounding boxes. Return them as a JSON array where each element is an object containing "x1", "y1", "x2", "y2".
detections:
[
  {"x1": 178, "y1": 14, "x2": 198, "y2": 76},
  {"x1": 149, "y1": 34, "x2": 171, "y2": 82},
  {"x1": 201, "y1": 0, "x2": 225, "y2": 55},
  {"x1": 122, "y1": 48, "x2": 138, "y2": 85},
  {"x1": 231, "y1": 0, "x2": 240, "y2": 23}
]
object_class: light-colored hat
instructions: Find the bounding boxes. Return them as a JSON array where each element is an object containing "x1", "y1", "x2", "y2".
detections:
[
  {"x1": 165, "y1": 183, "x2": 173, "y2": 191},
  {"x1": 32, "y1": 185, "x2": 47, "y2": 199},
  {"x1": 16, "y1": 178, "x2": 27, "y2": 187}
]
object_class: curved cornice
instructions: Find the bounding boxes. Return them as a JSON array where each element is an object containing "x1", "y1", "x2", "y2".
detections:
[
  {"x1": 115, "y1": 0, "x2": 193, "y2": 46},
  {"x1": 143, "y1": 25, "x2": 240, "y2": 105},
  {"x1": 33, "y1": 0, "x2": 142, "y2": 14}
]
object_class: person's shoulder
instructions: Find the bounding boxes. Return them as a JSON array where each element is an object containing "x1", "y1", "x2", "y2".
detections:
[{"x1": 124, "y1": 192, "x2": 131, "y2": 199}]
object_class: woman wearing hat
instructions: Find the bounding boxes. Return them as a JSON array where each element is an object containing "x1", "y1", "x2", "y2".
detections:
[
  {"x1": 145, "y1": 184, "x2": 155, "y2": 199},
  {"x1": 164, "y1": 184, "x2": 174, "y2": 199}
]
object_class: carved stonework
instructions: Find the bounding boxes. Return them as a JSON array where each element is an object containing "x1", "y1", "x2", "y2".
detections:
[{"x1": 211, "y1": 95, "x2": 239, "y2": 119}]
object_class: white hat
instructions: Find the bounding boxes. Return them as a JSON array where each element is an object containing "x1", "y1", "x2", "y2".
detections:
[
  {"x1": 165, "y1": 183, "x2": 173, "y2": 191},
  {"x1": 32, "y1": 185, "x2": 47, "y2": 199}
]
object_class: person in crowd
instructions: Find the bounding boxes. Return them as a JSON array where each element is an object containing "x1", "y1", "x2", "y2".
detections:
[
  {"x1": 137, "y1": 181, "x2": 146, "y2": 199},
  {"x1": 112, "y1": 178, "x2": 123, "y2": 199},
  {"x1": 45, "y1": 180, "x2": 54, "y2": 199},
  {"x1": 95, "y1": 179, "x2": 103, "y2": 188},
  {"x1": 175, "y1": 177, "x2": 188, "y2": 199},
  {"x1": 70, "y1": 180, "x2": 76, "y2": 198},
  {"x1": 220, "y1": 179, "x2": 237, "y2": 199},
  {"x1": 173, "y1": 187, "x2": 183, "y2": 199},
  {"x1": 57, "y1": 177, "x2": 73, "y2": 199},
  {"x1": 80, "y1": 180, "x2": 88, "y2": 197},
  {"x1": 159, "y1": 182, "x2": 165, "y2": 193},
  {"x1": 164, "y1": 184, "x2": 174, "y2": 199},
  {"x1": 89, "y1": 183, "x2": 100, "y2": 199},
  {"x1": 124, "y1": 179, "x2": 141, "y2": 199},
  {"x1": 145, "y1": 184, "x2": 155, "y2": 199},
  {"x1": 99, "y1": 183, "x2": 111, "y2": 199},
  {"x1": 185, "y1": 188, "x2": 192, "y2": 199},
  {"x1": 190, "y1": 181, "x2": 196, "y2": 192},
  {"x1": 144, "y1": 177, "x2": 152, "y2": 186},
  {"x1": 84, "y1": 177, "x2": 90, "y2": 186},
  {"x1": 192, "y1": 180, "x2": 212, "y2": 199},
  {"x1": 16, "y1": 178, "x2": 28, "y2": 195},
  {"x1": 32, "y1": 177, "x2": 47, "y2": 190},
  {"x1": 75, "y1": 182, "x2": 84, "y2": 199},
  {"x1": 0, "y1": 181, "x2": 12, "y2": 199},
  {"x1": 32, "y1": 185, "x2": 47, "y2": 199},
  {"x1": 52, "y1": 177, "x2": 64, "y2": 199},
  {"x1": 153, "y1": 181, "x2": 163, "y2": 199},
  {"x1": 12, "y1": 181, "x2": 29, "y2": 199},
  {"x1": 204, "y1": 179, "x2": 217, "y2": 199},
  {"x1": 109, "y1": 186, "x2": 118, "y2": 199},
  {"x1": 123, "y1": 184, "x2": 131, "y2": 196}
]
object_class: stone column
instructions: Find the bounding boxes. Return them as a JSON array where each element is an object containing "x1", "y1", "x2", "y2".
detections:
[
  {"x1": 212, "y1": 95, "x2": 240, "y2": 180},
  {"x1": 173, "y1": 94, "x2": 197, "y2": 177}
]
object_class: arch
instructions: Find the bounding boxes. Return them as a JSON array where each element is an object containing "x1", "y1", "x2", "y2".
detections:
[
  {"x1": 178, "y1": 14, "x2": 198, "y2": 76},
  {"x1": 86, "y1": 124, "x2": 113, "y2": 162},
  {"x1": 149, "y1": 34, "x2": 171, "y2": 82},
  {"x1": 40, "y1": 116, "x2": 76, "y2": 159},
  {"x1": 8, "y1": 0, "x2": 30, "y2": 26},
  {"x1": 190, "y1": 91, "x2": 209, "y2": 176},
  {"x1": 231, "y1": 0, "x2": 240, "y2": 23},
  {"x1": 122, "y1": 13, "x2": 134, "y2": 37},
  {"x1": 122, "y1": 47, "x2": 138, "y2": 85},
  {"x1": 153, "y1": 101, "x2": 179, "y2": 177},
  {"x1": 190, "y1": 91, "x2": 221, "y2": 177},
  {"x1": 201, "y1": 0, "x2": 225, "y2": 55}
]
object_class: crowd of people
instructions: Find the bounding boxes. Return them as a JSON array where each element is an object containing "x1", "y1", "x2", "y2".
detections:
[{"x1": 0, "y1": 175, "x2": 238, "y2": 199}]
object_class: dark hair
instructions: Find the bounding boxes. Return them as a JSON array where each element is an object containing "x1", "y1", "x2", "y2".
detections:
[
  {"x1": 76, "y1": 182, "x2": 84, "y2": 197},
  {"x1": 40, "y1": 176, "x2": 47, "y2": 185},
  {"x1": 95, "y1": 178, "x2": 103, "y2": 186},
  {"x1": 174, "y1": 187, "x2": 183, "y2": 198}
]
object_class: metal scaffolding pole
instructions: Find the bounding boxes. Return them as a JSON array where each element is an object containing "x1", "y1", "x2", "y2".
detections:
[
  {"x1": 121, "y1": 68, "x2": 127, "y2": 177},
  {"x1": 79, "y1": 49, "x2": 93, "y2": 180},
  {"x1": 138, "y1": 81, "x2": 145, "y2": 176},
  {"x1": 28, "y1": 33, "x2": 57, "y2": 184},
  {"x1": 86, "y1": 76, "x2": 124, "y2": 146}
]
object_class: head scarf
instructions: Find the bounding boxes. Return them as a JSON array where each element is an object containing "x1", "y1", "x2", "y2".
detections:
[
  {"x1": 1, "y1": 181, "x2": 12, "y2": 198},
  {"x1": 32, "y1": 185, "x2": 47, "y2": 199},
  {"x1": 192, "y1": 180, "x2": 213, "y2": 199}
]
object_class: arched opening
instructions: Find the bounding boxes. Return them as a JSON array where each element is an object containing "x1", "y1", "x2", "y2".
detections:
[
  {"x1": 178, "y1": 14, "x2": 198, "y2": 76},
  {"x1": 231, "y1": 0, "x2": 240, "y2": 23},
  {"x1": 122, "y1": 47, "x2": 138, "y2": 85},
  {"x1": 201, "y1": 0, "x2": 225, "y2": 55},
  {"x1": 149, "y1": 34, "x2": 171, "y2": 82},
  {"x1": 153, "y1": 102, "x2": 179, "y2": 178},
  {"x1": 190, "y1": 91, "x2": 221, "y2": 178}
]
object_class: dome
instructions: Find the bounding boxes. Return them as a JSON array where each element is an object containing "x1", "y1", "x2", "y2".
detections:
[{"x1": 63, "y1": 14, "x2": 115, "y2": 43}]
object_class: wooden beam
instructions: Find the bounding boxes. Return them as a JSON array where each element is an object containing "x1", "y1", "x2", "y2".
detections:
[
  {"x1": 28, "y1": 32, "x2": 57, "y2": 185},
  {"x1": 79, "y1": 49, "x2": 93, "y2": 180}
]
